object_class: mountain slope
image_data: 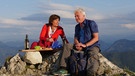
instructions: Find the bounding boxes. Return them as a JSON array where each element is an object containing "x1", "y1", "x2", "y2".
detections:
[
  {"x1": 0, "y1": 41, "x2": 24, "y2": 66},
  {"x1": 105, "y1": 39, "x2": 135, "y2": 52},
  {"x1": 102, "y1": 39, "x2": 135, "y2": 72}
]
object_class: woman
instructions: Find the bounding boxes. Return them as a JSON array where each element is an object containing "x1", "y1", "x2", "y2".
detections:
[{"x1": 30, "y1": 14, "x2": 68, "y2": 49}]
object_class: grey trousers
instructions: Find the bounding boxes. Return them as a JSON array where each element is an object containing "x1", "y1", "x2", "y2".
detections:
[
  {"x1": 59, "y1": 43, "x2": 73, "y2": 67},
  {"x1": 87, "y1": 46, "x2": 100, "y2": 76},
  {"x1": 58, "y1": 43, "x2": 100, "y2": 76}
]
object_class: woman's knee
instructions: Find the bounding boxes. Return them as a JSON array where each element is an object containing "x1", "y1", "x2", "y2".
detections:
[{"x1": 30, "y1": 42, "x2": 38, "y2": 49}]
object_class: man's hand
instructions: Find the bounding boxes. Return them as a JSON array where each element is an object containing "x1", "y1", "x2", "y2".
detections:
[
  {"x1": 75, "y1": 43, "x2": 86, "y2": 51},
  {"x1": 76, "y1": 43, "x2": 87, "y2": 48},
  {"x1": 75, "y1": 46, "x2": 83, "y2": 51}
]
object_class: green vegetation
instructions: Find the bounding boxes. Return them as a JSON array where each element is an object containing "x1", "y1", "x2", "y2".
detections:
[
  {"x1": 5, "y1": 56, "x2": 12, "y2": 63},
  {"x1": 124, "y1": 68, "x2": 135, "y2": 76}
]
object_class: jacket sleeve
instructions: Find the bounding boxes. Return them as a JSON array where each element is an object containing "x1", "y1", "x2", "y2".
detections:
[
  {"x1": 39, "y1": 24, "x2": 48, "y2": 41},
  {"x1": 59, "y1": 27, "x2": 69, "y2": 43},
  {"x1": 51, "y1": 26, "x2": 69, "y2": 43}
]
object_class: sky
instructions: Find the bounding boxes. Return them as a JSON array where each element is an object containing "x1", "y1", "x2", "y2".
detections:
[{"x1": 0, "y1": 0, "x2": 135, "y2": 43}]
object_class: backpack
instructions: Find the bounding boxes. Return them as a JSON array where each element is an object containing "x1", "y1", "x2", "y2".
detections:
[
  {"x1": 51, "y1": 41, "x2": 62, "y2": 49},
  {"x1": 68, "y1": 49, "x2": 87, "y2": 76}
]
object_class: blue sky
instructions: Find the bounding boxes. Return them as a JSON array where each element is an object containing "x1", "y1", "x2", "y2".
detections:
[{"x1": 0, "y1": 0, "x2": 135, "y2": 43}]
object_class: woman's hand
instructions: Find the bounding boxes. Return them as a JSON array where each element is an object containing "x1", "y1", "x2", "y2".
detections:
[
  {"x1": 46, "y1": 38, "x2": 54, "y2": 42},
  {"x1": 49, "y1": 38, "x2": 54, "y2": 42}
]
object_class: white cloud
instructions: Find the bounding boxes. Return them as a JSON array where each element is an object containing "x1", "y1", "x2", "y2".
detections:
[
  {"x1": 49, "y1": 3, "x2": 73, "y2": 11},
  {"x1": 40, "y1": 3, "x2": 74, "y2": 19},
  {"x1": 75, "y1": 6, "x2": 107, "y2": 20},
  {"x1": 39, "y1": 2, "x2": 107, "y2": 20},
  {"x1": 87, "y1": 13, "x2": 106, "y2": 20},
  {"x1": 45, "y1": 10, "x2": 74, "y2": 18},
  {"x1": 0, "y1": 18, "x2": 42, "y2": 28},
  {"x1": 40, "y1": 3, "x2": 74, "y2": 11},
  {"x1": 121, "y1": 23, "x2": 135, "y2": 29}
]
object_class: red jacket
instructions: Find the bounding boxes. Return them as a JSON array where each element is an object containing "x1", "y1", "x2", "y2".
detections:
[{"x1": 39, "y1": 24, "x2": 68, "y2": 47}]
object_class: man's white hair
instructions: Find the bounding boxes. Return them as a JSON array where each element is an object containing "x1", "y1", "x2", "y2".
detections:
[{"x1": 74, "y1": 8, "x2": 86, "y2": 16}]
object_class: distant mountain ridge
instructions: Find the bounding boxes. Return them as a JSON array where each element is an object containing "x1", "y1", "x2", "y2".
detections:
[
  {"x1": 99, "y1": 40, "x2": 111, "y2": 51},
  {"x1": 0, "y1": 41, "x2": 24, "y2": 66},
  {"x1": 102, "y1": 39, "x2": 135, "y2": 72},
  {"x1": 105, "y1": 39, "x2": 135, "y2": 52}
]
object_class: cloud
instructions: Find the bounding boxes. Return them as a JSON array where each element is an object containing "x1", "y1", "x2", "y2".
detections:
[
  {"x1": 45, "y1": 10, "x2": 74, "y2": 19},
  {"x1": 0, "y1": 18, "x2": 42, "y2": 28},
  {"x1": 1, "y1": 1, "x2": 135, "y2": 42},
  {"x1": 39, "y1": 2, "x2": 106, "y2": 20},
  {"x1": 78, "y1": 7, "x2": 107, "y2": 20},
  {"x1": 121, "y1": 23, "x2": 135, "y2": 29},
  {"x1": 40, "y1": 3, "x2": 74, "y2": 19},
  {"x1": 40, "y1": 2, "x2": 74, "y2": 11},
  {"x1": 88, "y1": 13, "x2": 106, "y2": 20},
  {"x1": 21, "y1": 2, "x2": 107, "y2": 21}
]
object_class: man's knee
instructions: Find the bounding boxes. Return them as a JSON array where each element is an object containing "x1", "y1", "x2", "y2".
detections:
[
  {"x1": 87, "y1": 63, "x2": 99, "y2": 76},
  {"x1": 87, "y1": 52, "x2": 100, "y2": 76}
]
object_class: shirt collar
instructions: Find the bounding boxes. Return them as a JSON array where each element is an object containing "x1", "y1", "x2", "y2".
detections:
[
  {"x1": 80, "y1": 19, "x2": 87, "y2": 27},
  {"x1": 80, "y1": 19, "x2": 86, "y2": 25}
]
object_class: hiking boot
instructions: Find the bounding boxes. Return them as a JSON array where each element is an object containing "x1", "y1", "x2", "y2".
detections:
[{"x1": 53, "y1": 68, "x2": 70, "y2": 76}]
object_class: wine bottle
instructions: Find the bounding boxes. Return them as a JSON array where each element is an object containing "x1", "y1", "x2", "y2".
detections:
[{"x1": 24, "y1": 34, "x2": 29, "y2": 50}]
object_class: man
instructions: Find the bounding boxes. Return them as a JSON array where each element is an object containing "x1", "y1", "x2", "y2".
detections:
[
  {"x1": 54, "y1": 8, "x2": 100, "y2": 76},
  {"x1": 74, "y1": 8, "x2": 100, "y2": 76}
]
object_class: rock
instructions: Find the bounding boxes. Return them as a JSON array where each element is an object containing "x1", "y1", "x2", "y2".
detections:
[
  {"x1": 0, "y1": 66, "x2": 6, "y2": 74},
  {"x1": 97, "y1": 53, "x2": 124, "y2": 75},
  {"x1": 23, "y1": 51, "x2": 42, "y2": 64},
  {"x1": 0, "y1": 50, "x2": 133, "y2": 76},
  {"x1": 5, "y1": 53, "x2": 26, "y2": 74}
]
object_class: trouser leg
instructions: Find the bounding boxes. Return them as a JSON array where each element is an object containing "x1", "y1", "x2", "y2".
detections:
[
  {"x1": 59, "y1": 43, "x2": 73, "y2": 68},
  {"x1": 87, "y1": 46, "x2": 100, "y2": 76}
]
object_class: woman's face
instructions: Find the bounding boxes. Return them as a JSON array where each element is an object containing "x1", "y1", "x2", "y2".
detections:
[{"x1": 52, "y1": 18, "x2": 59, "y2": 27}]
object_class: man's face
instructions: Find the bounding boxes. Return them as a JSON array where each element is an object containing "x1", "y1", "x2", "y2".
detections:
[{"x1": 74, "y1": 11, "x2": 85, "y2": 23}]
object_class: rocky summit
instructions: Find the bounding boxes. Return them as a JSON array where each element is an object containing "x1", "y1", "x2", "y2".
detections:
[{"x1": 0, "y1": 50, "x2": 133, "y2": 76}]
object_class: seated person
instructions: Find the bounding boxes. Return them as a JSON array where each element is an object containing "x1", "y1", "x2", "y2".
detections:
[
  {"x1": 53, "y1": 8, "x2": 100, "y2": 76},
  {"x1": 30, "y1": 14, "x2": 68, "y2": 57}
]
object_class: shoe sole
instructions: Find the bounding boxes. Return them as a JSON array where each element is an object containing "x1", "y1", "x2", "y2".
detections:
[{"x1": 53, "y1": 73, "x2": 70, "y2": 76}]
